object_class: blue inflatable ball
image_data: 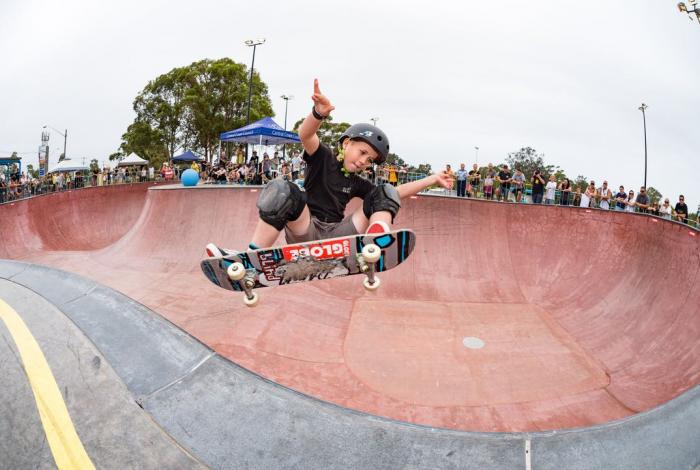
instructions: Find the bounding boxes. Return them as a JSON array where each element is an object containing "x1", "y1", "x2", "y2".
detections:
[{"x1": 181, "y1": 168, "x2": 199, "y2": 187}]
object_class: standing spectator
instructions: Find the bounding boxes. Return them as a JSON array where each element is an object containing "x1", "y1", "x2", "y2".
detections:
[
  {"x1": 455, "y1": 163, "x2": 468, "y2": 197},
  {"x1": 261, "y1": 154, "x2": 272, "y2": 180},
  {"x1": 614, "y1": 186, "x2": 627, "y2": 211},
  {"x1": 625, "y1": 190, "x2": 636, "y2": 213},
  {"x1": 674, "y1": 195, "x2": 689, "y2": 223},
  {"x1": 291, "y1": 152, "x2": 302, "y2": 181},
  {"x1": 649, "y1": 202, "x2": 660, "y2": 217},
  {"x1": 635, "y1": 187, "x2": 650, "y2": 214},
  {"x1": 512, "y1": 167, "x2": 525, "y2": 203},
  {"x1": 280, "y1": 161, "x2": 291, "y2": 181},
  {"x1": 388, "y1": 165, "x2": 398, "y2": 187},
  {"x1": 531, "y1": 170, "x2": 545, "y2": 204},
  {"x1": 598, "y1": 181, "x2": 612, "y2": 210},
  {"x1": 544, "y1": 175, "x2": 557, "y2": 205},
  {"x1": 659, "y1": 198, "x2": 673, "y2": 219},
  {"x1": 497, "y1": 164, "x2": 512, "y2": 202},
  {"x1": 444, "y1": 164, "x2": 455, "y2": 195},
  {"x1": 468, "y1": 163, "x2": 481, "y2": 197},
  {"x1": 573, "y1": 187, "x2": 582, "y2": 207},
  {"x1": 236, "y1": 148, "x2": 246, "y2": 165},
  {"x1": 483, "y1": 164, "x2": 495, "y2": 200},
  {"x1": 581, "y1": 181, "x2": 596, "y2": 208},
  {"x1": 559, "y1": 178, "x2": 572, "y2": 206}
]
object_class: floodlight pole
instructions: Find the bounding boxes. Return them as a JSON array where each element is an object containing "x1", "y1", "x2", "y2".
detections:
[
  {"x1": 245, "y1": 38, "x2": 265, "y2": 162},
  {"x1": 638, "y1": 103, "x2": 648, "y2": 189},
  {"x1": 43, "y1": 125, "x2": 68, "y2": 161},
  {"x1": 475, "y1": 146, "x2": 479, "y2": 165},
  {"x1": 281, "y1": 94, "x2": 294, "y2": 159},
  {"x1": 677, "y1": 1, "x2": 700, "y2": 23}
]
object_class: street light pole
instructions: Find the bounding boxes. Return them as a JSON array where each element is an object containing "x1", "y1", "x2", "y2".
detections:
[
  {"x1": 638, "y1": 103, "x2": 648, "y2": 188},
  {"x1": 370, "y1": 117, "x2": 379, "y2": 127},
  {"x1": 281, "y1": 94, "x2": 294, "y2": 159},
  {"x1": 474, "y1": 146, "x2": 479, "y2": 165},
  {"x1": 244, "y1": 38, "x2": 266, "y2": 162},
  {"x1": 43, "y1": 125, "x2": 68, "y2": 164}
]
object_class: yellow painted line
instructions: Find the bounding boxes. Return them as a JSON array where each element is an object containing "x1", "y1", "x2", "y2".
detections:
[{"x1": 0, "y1": 298, "x2": 95, "y2": 470}]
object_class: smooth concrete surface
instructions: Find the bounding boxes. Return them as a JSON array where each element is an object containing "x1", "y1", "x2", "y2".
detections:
[
  {"x1": 0, "y1": 276, "x2": 204, "y2": 469},
  {"x1": 1, "y1": 184, "x2": 698, "y2": 433},
  {"x1": 1, "y1": 260, "x2": 699, "y2": 469}
]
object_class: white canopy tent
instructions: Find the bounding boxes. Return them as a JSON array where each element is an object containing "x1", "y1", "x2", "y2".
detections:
[
  {"x1": 117, "y1": 153, "x2": 148, "y2": 166},
  {"x1": 48, "y1": 158, "x2": 89, "y2": 173}
]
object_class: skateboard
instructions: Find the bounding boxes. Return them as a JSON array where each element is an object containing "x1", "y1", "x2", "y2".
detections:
[{"x1": 200, "y1": 229, "x2": 416, "y2": 307}]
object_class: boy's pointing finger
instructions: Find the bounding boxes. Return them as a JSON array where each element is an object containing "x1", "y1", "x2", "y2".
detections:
[{"x1": 314, "y1": 78, "x2": 321, "y2": 94}]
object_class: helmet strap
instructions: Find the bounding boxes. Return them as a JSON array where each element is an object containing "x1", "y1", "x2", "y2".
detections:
[{"x1": 336, "y1": 146, "x2": 350, "y2": 177}]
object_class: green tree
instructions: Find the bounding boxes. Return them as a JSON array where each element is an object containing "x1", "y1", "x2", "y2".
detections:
[
  {"x1": 505, "y1": 147, "x2": 560, "y2": 180},
  {"x1": 573, "y1": 174, "x2": 589, "y2": 190},
  {"x1": 120, "y1": 58, "x2": 273, "y2": 168},
  {"x1": 27, "y1": 164, "x2": 39, "y2": 179},
  {"x1": 646, "y1": 186, "x2": 662, "y2": 203}
]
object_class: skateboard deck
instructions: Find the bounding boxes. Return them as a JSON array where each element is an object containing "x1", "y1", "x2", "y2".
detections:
[{"x1": 200, "y1": 229, "x2": 415, "y2": 292}]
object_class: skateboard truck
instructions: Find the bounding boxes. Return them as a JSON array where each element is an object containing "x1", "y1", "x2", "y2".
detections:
[
  {"x1": 227, "y1": 262, "x2": 259, "y2": 307},
  {"x1": 358, "y1": 243, "x2": 382, "y2": 291}
]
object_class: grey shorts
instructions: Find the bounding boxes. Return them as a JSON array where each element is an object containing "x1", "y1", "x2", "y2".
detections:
[{"x1": 285, "y1": 215, "x2": 359, "y2": 243}]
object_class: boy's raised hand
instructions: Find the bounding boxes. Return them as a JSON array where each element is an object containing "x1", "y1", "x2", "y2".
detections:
[
  {"x1": 435, "y1": 171, "x2": 454, "y2": 190},
  {"x1": 311, "y1": 79, "x2": 335, "y2": 117}
]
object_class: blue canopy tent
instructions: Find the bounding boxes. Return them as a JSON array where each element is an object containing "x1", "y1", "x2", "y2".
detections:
[
  {"x1": 0, "y1": 156, "x2": 22, "y2": 179},
  {"x1": 220, "y1": 117, "x2": 301, "y2": 146},
  {"x1": 172, "y1": 151, "x2": 203, "y2": 162},
  {"x1": 219, "y1": 117, "x2": 300, "y2": 164}
]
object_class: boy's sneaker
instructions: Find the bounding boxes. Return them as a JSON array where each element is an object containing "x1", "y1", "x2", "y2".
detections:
[
  {"x1": 205, "y1": 243, "x2": 238, "y2": 258},
  {"x1": 366, "y1": 220, "x2": 391, "y2": 234},
  {"x1": 205, "y1": 242, "x2": 260, "y2": 257}
]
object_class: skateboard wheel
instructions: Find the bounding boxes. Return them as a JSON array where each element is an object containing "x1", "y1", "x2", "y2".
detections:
[
  {"x1": 363, "y1": 275, "x2": 381, "y2": 291},
  {"x1": 227, "y1": 262, "x2": 246, "y2": 281},
  {"x1": 361, "y1": 244, "x2": 381, "y2": 263},
  {"x1": 243, "y1": 292, "x2": 259, "y2": 307}
]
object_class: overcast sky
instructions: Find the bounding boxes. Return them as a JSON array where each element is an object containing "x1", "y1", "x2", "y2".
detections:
[{"x1": 2, "y1": 0, "x2": 698, "y2": 207}]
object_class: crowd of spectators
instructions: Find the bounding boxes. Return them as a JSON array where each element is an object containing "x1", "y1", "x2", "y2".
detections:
[
  {"x1": 447, "y1": 162, "x2": 697, "y2": 225},
  {"x1": 0, "y1": 165, "x2": 155, "y2": 203},
  {"x1": 2, "y1": 155, "x2": 698, "y2": 228}
]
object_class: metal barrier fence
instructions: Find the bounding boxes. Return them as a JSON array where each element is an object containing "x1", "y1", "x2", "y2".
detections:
[
  {"x1": 427, "y1": 181, "x2": 699, "y2": 228},
  {"x1": 2, "y1": 172, "x2": 697, "y2": 229},
  {"x1": 0, "y1": 173, "x2": 163, "y2": 204}
]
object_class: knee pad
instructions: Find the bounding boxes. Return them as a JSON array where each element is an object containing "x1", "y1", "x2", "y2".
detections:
[
  {"x1": 363, "y1": 183, "x2": 401, "y2": 223},
  {"x1": 257, "y1": 179, "x2": 306, "y2": 231}
]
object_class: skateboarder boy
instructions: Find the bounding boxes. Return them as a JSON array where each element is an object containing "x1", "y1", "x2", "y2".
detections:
[{"x1": 207, "y1": 79, "x2": 452, "y2": 256}]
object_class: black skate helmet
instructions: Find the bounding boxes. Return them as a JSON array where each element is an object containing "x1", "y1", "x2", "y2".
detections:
[{"x1": 339, "y1": 123, "x2": 390, "y2": 165}]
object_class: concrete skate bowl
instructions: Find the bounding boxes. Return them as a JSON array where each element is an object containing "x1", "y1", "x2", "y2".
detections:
[{"x1": 1, "y1": 183, "x2": 699, "y2": 433}]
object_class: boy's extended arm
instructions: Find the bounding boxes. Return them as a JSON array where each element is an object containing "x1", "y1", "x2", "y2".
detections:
[
  {"x1": 397, "y1": 175, "x2": 437, "y2": 199},
  {"x1": 396, "y1": 173, "x2": 452, "y2": 199}
]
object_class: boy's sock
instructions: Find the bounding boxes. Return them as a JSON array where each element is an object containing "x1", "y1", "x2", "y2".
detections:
[{"x1": 366, "y1": 220, "x2": 391, "y2": 234}]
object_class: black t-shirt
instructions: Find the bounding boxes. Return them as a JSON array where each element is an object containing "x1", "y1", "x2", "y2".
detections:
[
  {"x1": 468, "y1": 170, "x2": 481, "y2": 185},
  {"x1": 615, "y1": 191, "x2": 627, "y2": 209},
  {"x1": 675, "y1": 202, "x2": 688, "y2": 221},
  {"x1": 303, "y1": 143, "x2": 375, "y2": 223},
  {"x1": 531, "y1": 175, "x2": 545, "y2": 194},
  {"x1": 498, "y1": 170, "x2": 511, "y2": 188}
]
